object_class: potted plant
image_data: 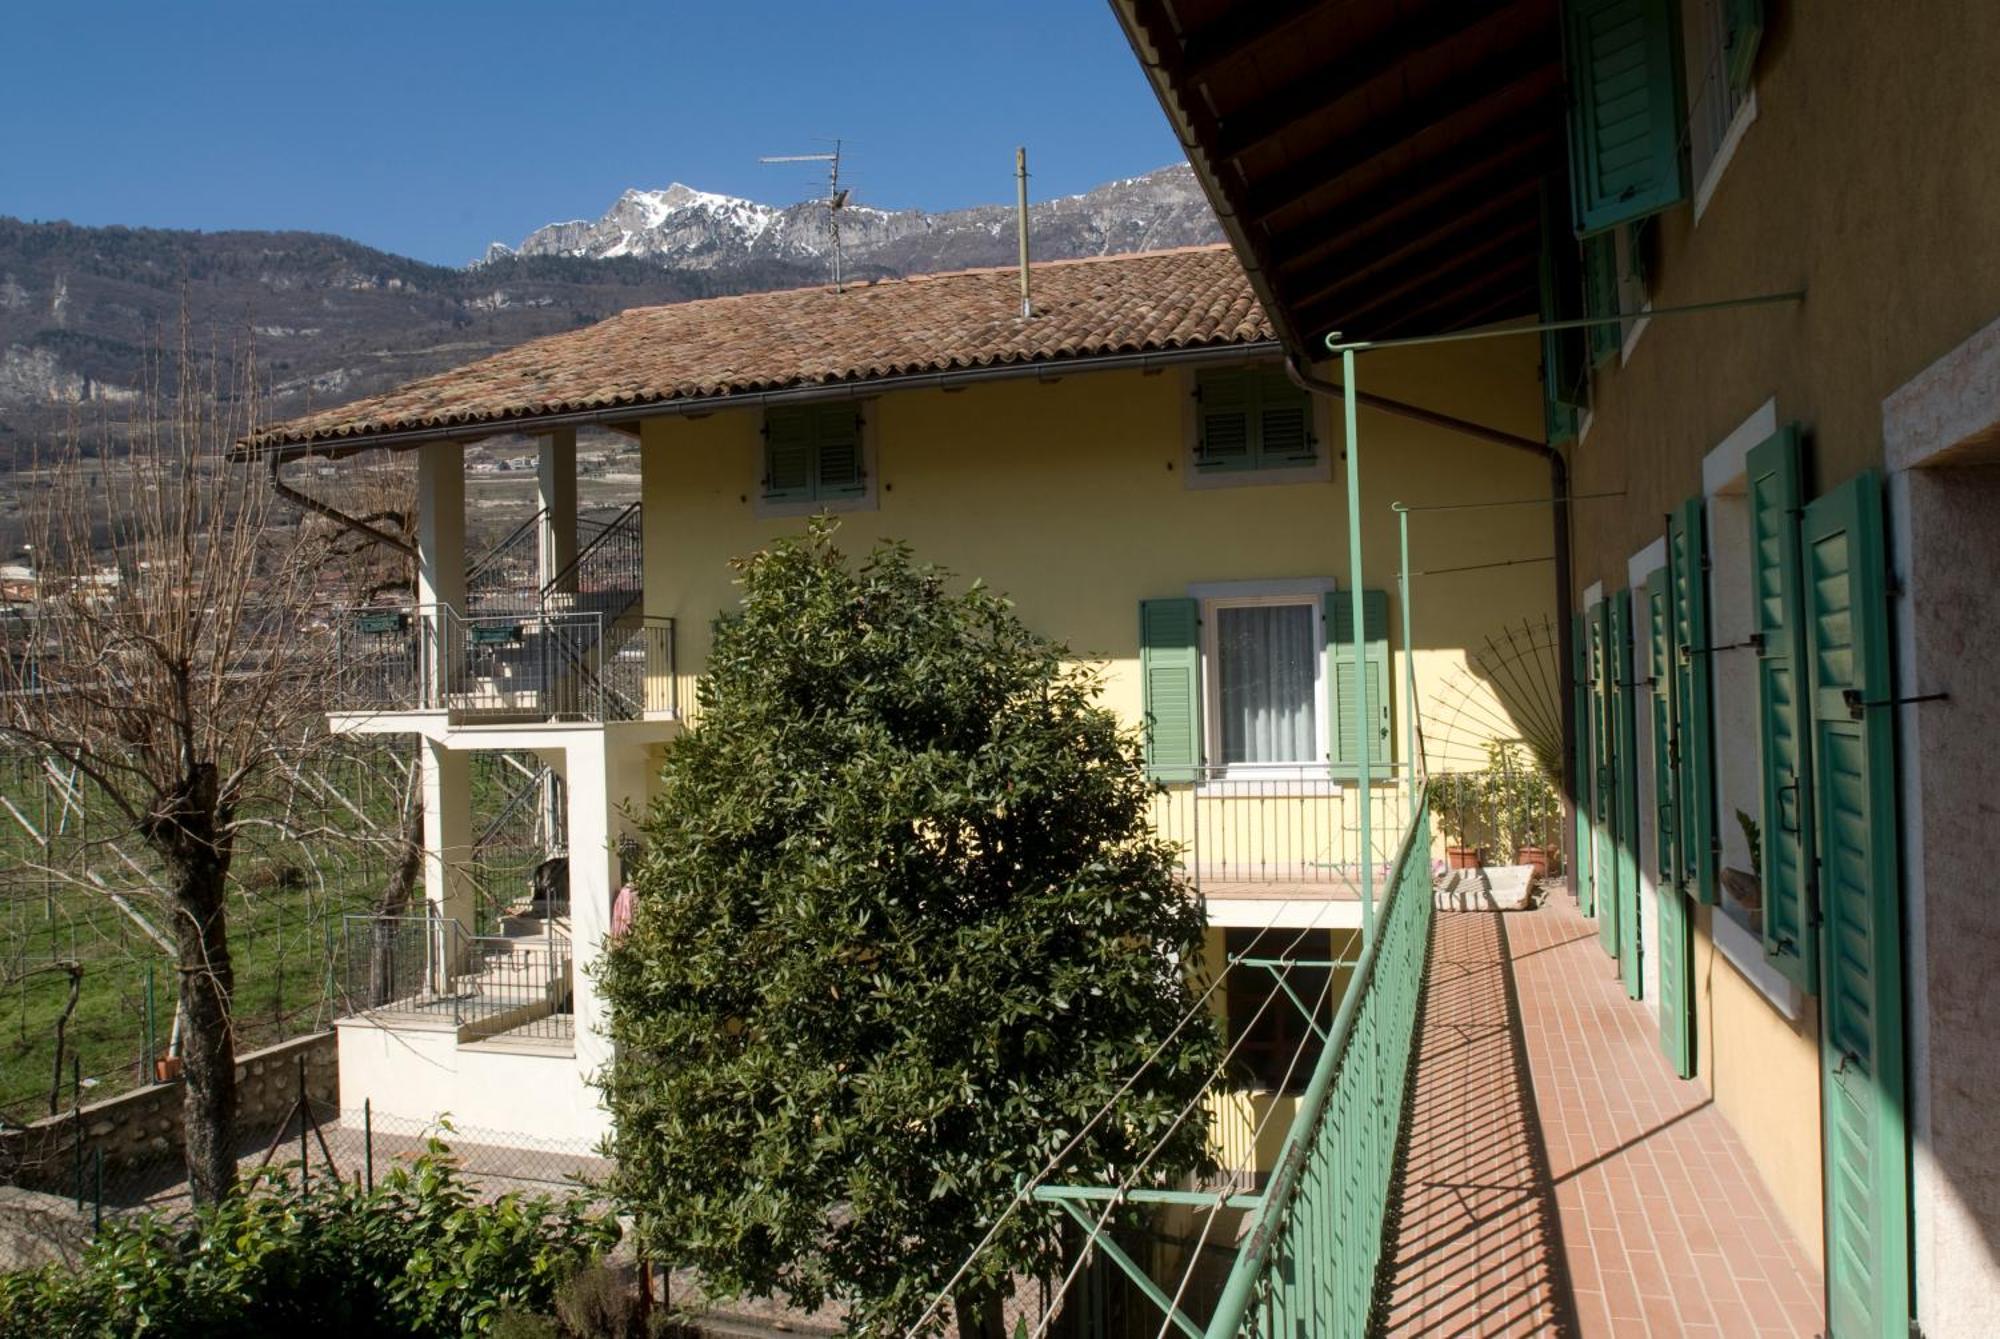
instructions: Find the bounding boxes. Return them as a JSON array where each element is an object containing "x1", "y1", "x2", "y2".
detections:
[
  {"x1": 1428, "y1": 772, "x2": 1484, "y2": 869},
  {"x1": 1486, "y1": 741, "x2": 1559, "y2": 878}
]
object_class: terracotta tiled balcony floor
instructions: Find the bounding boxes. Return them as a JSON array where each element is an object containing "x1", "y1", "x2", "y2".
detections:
[{"x1": 1380, "y1": 896, "x2": 1825, "y2": 1337}]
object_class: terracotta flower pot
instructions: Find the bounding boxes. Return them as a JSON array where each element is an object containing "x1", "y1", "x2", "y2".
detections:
[
  {"x1": 154, "y1": 1057, "x2": 183, "y2": 1083},
  {"x1": 1446, "y1": 845, "x2": 1483, "y2": 871},
  {"x1": 1515, "y1": 846, "x2": 1550, "y2": 879}
]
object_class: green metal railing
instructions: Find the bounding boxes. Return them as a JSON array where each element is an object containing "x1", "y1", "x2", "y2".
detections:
[{"x1": 1203, "y1": 792, "x2": 1434, "y2": 1337}]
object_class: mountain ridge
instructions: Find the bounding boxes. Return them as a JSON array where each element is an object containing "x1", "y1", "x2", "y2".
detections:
[
  {"x1": 482, "y1": 164, "x2": 1221, "y2": 275},
  {"x1": 0, "y1": 164, "x2": 1220, "y2": 462}
]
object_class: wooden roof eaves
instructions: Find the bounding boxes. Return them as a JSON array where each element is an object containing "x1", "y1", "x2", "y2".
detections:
[
  {"x1": 1239, "y1": 50, "x2": 1563, "y2": 225},
  {"x1": 1115, "y1": 0, "x2": 1316, "y2": 358},
  {"x1": 1281, "y1": 178, "x2": 1545, "y2": 315},
  {"x1": 1207, "y1": 0, "x2": 1528, "y2": 163},
  {"x1": 1261, "y1": 113, "x2": 1559, "y2": 276},
  {"x1": 1298, "y1": 216, "x2": 1542, "y2": 333}
]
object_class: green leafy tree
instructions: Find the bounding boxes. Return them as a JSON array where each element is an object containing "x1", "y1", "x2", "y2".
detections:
[{"x1": 598, "y1": 524, "x2": 1219, "y2": 1337}]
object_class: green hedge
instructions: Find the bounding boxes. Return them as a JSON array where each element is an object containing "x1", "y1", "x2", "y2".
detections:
[{"x1": 0, "y1": 1140, "x2": 618, "y2": 1338}]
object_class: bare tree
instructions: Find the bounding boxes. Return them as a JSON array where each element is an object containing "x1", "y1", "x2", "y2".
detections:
[
  {"x1": 0, "y1": 321, "x2": 334, "y2": 1202},
  {"x1": 303, "y1": 448, "x2": 427, "y2": 1005}
]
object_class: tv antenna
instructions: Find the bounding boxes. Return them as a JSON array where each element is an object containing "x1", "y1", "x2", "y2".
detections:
[{"x1": 760, "y1": 139, "x2": 849, "y2": 292}]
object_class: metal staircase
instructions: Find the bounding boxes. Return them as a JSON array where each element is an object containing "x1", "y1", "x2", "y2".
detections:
[{"x1": 447, "y1": 504, "x2": 666, "y2": 723}]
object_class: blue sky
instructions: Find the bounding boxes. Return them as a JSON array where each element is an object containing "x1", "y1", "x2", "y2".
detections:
[{"x1": 0, "y1": 1, "x2": 1186, "y2": 267}]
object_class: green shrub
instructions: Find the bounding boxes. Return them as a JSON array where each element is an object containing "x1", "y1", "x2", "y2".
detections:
[
  {"x1": 0, "y1": 1138, "x2": 618, "y2": 1338},
  {"x1": 598, "y1": 524, "x2": 1218, "y2": 1333}
]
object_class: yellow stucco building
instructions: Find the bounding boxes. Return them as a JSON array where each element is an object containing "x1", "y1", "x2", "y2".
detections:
[{"x1": 250, "y1": 245, "x2": 1556, "y2": 1188}]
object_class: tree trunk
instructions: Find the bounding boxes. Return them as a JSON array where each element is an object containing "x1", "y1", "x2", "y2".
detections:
[
  {"x1": 953, "y1": 1290, "x2": 1005, "y2": 1339},
  {"x1": 369, "y1": 781, "x2": 425, "y2": 1006},
  {"x1": 150, "y1": 763, "x2": 238, "y2": 1205}
]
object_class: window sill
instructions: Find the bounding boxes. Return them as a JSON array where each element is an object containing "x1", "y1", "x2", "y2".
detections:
[
  {"x1": 1619, "y1": 307, "x2": 1653, "y2": 366},
  {"x1": 1199, "y1": 768, "x2": 1338, "y2": 792},
  {"x1": 754, "y1": 491, "x2": 877, "y2": 520},
  {"x1": 1185, "y1": 460, "x2": 1331, "y2": 491},
  {"x1": 1694, "y1": 89, "x2": 1758, "y2": 224},
  {"x1": 1710, "y1": 901, "x2": 1804, "y2": 1021}
]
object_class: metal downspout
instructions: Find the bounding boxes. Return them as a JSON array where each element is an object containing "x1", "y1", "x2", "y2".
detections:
[
  {"x1": 267, "y1": 454, "x2": 417, "y2": 558},
  {"x1": 1282, "y1": 355, "x2": 1575, "y2": 878},
  {"x1": 1285, "y1": 353, "x2": 1374, "y2": 937}
]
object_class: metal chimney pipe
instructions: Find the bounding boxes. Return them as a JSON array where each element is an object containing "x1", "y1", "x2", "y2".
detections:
[{"x1": 1016, "y1": 146, "x2": 1032, "y2": 319}]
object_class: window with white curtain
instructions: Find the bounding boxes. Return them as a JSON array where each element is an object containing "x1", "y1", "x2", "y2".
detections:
[{"x1": 1211, "y1": 600, "x2": 1318, "y2": 767}]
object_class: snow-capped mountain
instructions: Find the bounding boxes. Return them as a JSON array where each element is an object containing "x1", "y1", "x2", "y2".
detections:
[
  {"x1": 0, "y1": 165, "x2": 1223, "y2": 462},
  {"x1": 480, "y1": 165, "x2": 1223, "y2": 274}
]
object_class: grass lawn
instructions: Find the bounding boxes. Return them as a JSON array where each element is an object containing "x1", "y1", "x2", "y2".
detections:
[{"x1": 0, "y1": 746, "x2": 412, "y2": 1124}]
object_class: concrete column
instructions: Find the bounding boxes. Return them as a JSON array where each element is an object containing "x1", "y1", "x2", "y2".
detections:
[
  {"x1": 538, "y1": 428, "x2": 578, "y2": 596},
  {"x1": 563, "y1": 733, "x2": 650, "y2": 1085},
  {"x1": 417, "y1": 442, "x2": 466, "y2": 701},
  {"x1": 420, "y1": 738, "x2": 475, "y2": 934}
]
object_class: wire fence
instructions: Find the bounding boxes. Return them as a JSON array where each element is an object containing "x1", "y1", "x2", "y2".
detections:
[
  {"x1": 0, "y1": 741, "x2": 566, "y2": 1129},
  {"x1": 0, "y1": 741, "x2": 412, "y2": 1127},
  {"x1": 0, "y1": 1085, "x2": 610, "y2": 1269}
]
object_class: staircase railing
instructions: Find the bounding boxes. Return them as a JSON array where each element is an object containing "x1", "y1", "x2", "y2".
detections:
[
  {"x1": 540, "y1": 501, "x2": 641, "y2": 617},
  {"x1": 1202, "y1": 792, "x2": 1435, "y2": 1338},
  {"x1": 330, "y1": 608, "x2": 436, "y2": 714},
  {"x1": 329, "y1": 603, "x2": 674, "y2": 723},
  {"x1": 339, "y1": 912, "x2": 573, "y2": 1043},
  {"x1": 464, "y1": 507, "x2": 548, "y2": 614}
]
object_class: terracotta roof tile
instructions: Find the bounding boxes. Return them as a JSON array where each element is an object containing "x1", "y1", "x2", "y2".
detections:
[{"x1": 246, "y1": 245, "x2": 1273, "y2": 451}]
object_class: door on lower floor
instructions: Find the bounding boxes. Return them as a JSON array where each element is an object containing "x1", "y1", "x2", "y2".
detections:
[{"x1": 1802, "y1": 471, "x2": 1910, "y2": 1339}]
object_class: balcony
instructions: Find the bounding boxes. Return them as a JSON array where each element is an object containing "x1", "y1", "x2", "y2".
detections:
[
  {"x1": 338, "y1": 913, "x2": 573, "y2": 1049},
  {"x1": 329, "y1": 606, "x2": 676, "y2": 728},
  {"x1": 945, "y1": 793, "x2": 1823, "y2": 1337}
]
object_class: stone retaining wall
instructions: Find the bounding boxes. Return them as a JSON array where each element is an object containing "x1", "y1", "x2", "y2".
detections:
[{"x1": 0, "y1": 1030, "x2": 337, "y2": 1192}]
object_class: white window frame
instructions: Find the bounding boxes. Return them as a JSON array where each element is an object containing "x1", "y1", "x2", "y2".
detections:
[
  {"x1": 1189, "y1": 577, "x2": 1337, "y2": 785},
  {"x1": 1700, "y1": 397, "x2": 1803, "y2": 1019},
  {"x1": 1681, "y1": 0, "x2": 1759, "y2": 223},
  {"x1": 1627, "y1": 537, "x2": 1668, "y2": 1012},
  {"x1": 752, "y1": 399, "x2": 881, "y2": 519},
  {"x1": 1180, "y1": 366, "x2": 1336, "y2": 492},
  {"x1": 1615, "y1": 225, "x2": 1653, "y2": 364}
]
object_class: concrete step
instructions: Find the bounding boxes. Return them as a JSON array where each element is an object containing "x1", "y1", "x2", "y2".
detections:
[{"x1": 1433, "y1": 863, "x2": 1541, "y2": 911}]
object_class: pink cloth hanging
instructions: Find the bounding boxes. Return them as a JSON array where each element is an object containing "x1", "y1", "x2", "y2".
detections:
[{"x1": 611, "y1": 882, "x2": 638, "y2": 937}]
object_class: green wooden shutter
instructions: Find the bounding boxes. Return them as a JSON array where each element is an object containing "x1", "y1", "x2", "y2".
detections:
[
  {"x1": 1326, "y1": 590, "x2": 1390, "y2": 774},
  {"x1": 1538, "y1": 197, "x2": 1588, "y2": 444},
  {"x1": 1582, "y1": 232, "x2": 1621, "y2": 367},
  {"x1": 1612, "y1": 589, "x2": 1643, "y2": 999},
  {"x1": 1657, "y1": 851, "x2": 1696, "y2": 1079},
  {"x1": 1594, "y1": 599, "x2": 1618, "y2": 952},
  {"x1": 1195, "y1": 370, "x2": 1253, "y2": 471},
  {"x1": 762, "y1": 406, "x2": 815, "y2": 502},
  {"x1": 1570, "y1": 610, "x2": 1593, "y2": 915},
  {"x1": 813, "y1": 404, "x2": 866, "y2": 498},
  {"x1": 1253, "y1": 368, "x2": 1317, "y2": 464},
  {"x1": 1748, "y1": 425, "x2": 1817, "y2": 991},
  {"x1": 1803, "y1": 471, "x2": 1909, "y2": 1339},
  {"x1": 1563, "y1": 0, "x2": 1690, "y2": 235},
  {"x1": 1656, "y1": 548, "x2": 1695, "y2": 1077},
  {"x1": 1140, "y1": 599, "x2": 1203, "y2": 783},
  {"x1": 1670, "y1": 497, "x2": 1719, "y2": 903},
  {"x1": 1724, "y1": 0, "x2": 1764, "y2": 95},
  {"x1": 1646, "y1": 566, "x2": 1675, "y2": 888}
]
